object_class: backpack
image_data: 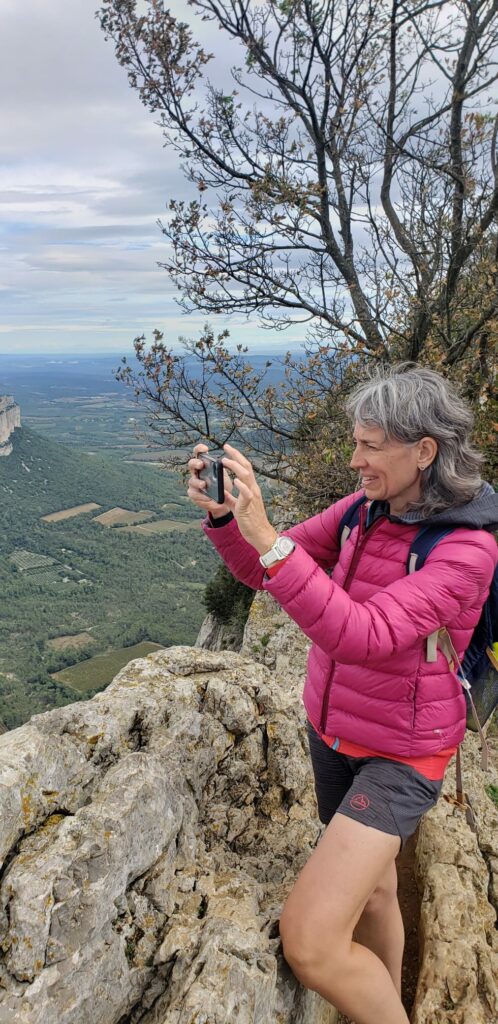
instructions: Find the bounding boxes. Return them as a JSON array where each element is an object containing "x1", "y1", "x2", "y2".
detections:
[{"x1": 337, "y1": 495, "x2": 498, "y2": 830}]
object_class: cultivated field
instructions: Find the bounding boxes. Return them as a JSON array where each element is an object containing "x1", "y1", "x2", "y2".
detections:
[
  {"x1": 161, "y1": 500, "x2": 191, "y2": 512},
  {"x1": 122, "y1": 460, "x2": 165, "y2": 468},
  {"x1": 122, "y1": 519, "x2": 202, "y2": 535},
  {"x1": 51, "y1": 641, "x2": 164, "y2": 692},
  {"x1": 41, "y1": 503, "x2": 101, "y2": 522},
  {"x1": 10, "y1": 549, "x2": 57, "y2": 571},
  {"x1": 93, "y1": 507, "x2": 155, "y2": 527},
  {"x1": 24, "y1": 568, "x2": 67, "y2": 585},
  {"x1": 8, "y1": 549, "x2": 87, "y2": 586},
  {"x1": 46, "y1": 632, "x2": 94, "y2": 651}
]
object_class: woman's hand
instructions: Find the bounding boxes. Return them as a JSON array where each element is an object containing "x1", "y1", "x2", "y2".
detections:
[
  {"x1": 187, "y1": 443, "x2": 234, "y2": 517},
  {"x1": 220, "y1": 444, "x2": 277, "y2": 555}
]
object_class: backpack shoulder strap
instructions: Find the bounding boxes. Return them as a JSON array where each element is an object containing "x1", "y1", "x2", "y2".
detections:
[
  {"x1": 409, "y1": 523, "x2": 490, "y2": 776},
  {"x1": 407, "y1": 525, "x2": 455, "y2": 574},
  {"x1": 407, "y1": 527, "x2": 455, "y2": 663},
  {"x1": 337, "y1": 495, "x2": 368, "y2": 550},
  {"x1": 407, "y1": 524, "x2": 490, "y2": 811}
]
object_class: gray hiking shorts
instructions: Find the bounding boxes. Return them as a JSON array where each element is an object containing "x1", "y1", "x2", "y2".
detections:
[{"x1": 307, "y1": 721, "x2": 443, "y2": 848}]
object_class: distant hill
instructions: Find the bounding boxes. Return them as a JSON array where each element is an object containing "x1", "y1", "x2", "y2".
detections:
[{"x1": 0, "y1": 426, "x2": 196, "y2": 553}]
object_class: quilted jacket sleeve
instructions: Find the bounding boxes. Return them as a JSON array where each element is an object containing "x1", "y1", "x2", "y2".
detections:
[
  {"x1": 202, "y1": 491, "x2": 362, "y2": 590},
  {"x1": 202, "y1": 515, "x2": 265, "y2": 591},
  {"x1": 262, "y1": 530, "x2": 497, "y2": 665}
]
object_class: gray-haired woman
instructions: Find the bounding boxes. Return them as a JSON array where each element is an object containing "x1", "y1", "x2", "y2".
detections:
[{"x1": 187, "y1": 364, "x2": 497, "y2": 1024}]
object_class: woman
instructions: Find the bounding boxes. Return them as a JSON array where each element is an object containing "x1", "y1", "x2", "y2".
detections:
[{"x1": 187, "y1": 364, "x2": 497, "y2": 1024}]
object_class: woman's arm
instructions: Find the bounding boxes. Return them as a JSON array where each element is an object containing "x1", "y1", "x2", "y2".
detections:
[
  {"x1": 190, "y1": 440, "x2": 359, "y2": 591},
  {"x1": 187, "y1": 442, "x2": 267, "y2": 589},
  {"x1": 203, "y1": 489, "x2": 363, "y2": 589},
  {"x1": 202, "y1": 513, "x2": 266, "y2": 590},
  {"x1": 262, "y1": 530, "x2": 497, "y2": 664}
]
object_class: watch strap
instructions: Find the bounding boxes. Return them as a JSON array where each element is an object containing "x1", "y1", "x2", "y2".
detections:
[
  {"x1": 259, "y1": 535, "x2": 295, "y2": 567},
  {"x1": 265, "y1": 554, "x2": 292, "y2": 578}
]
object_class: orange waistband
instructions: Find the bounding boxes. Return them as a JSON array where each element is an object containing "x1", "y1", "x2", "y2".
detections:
[{"x1": 312, "y1": 722, "x2": 457, "y2": 781}]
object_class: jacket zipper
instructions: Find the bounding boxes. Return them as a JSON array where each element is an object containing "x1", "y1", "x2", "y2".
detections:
[{"x1": 319, "y1": 505, "x2": 386, "y2": 733}]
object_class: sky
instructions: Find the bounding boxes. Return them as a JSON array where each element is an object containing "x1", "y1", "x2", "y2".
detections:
[{"x1": 0, "y1": 0, "x2": 301, "y2": 357}]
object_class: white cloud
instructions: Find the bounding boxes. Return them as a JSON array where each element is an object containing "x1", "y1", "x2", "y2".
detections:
[{"x1": 0, "y1": 0, "x2": 305, "y2": 356}]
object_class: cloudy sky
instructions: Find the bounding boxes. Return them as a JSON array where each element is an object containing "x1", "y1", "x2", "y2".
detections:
[{"x1": 0, "y1": 0, "x2": 299, "y2": 356}]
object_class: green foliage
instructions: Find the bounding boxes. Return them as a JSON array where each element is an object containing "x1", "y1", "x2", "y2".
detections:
[
  {"x1": 0, "y1": 426, "x2": 198, "y2": 550},
  {"x1": 485, "y1": 784, "x2": 498, "y2": 808},
  {"x1": 203, "y1": 562, "x2": 254, "y2": 639}
]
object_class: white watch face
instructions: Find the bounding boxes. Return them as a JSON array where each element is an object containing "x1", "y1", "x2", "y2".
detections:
[
  {"x1": 278, "y1": 537, "x2": 294, "y2": 556},
  {"x1": 260, "y1": 535, "x2": 295, "y2": 566}
]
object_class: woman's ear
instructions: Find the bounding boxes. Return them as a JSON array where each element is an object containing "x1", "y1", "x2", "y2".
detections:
[{"x1": 418, "y1": 436, "x2": 438, "y2": 470}]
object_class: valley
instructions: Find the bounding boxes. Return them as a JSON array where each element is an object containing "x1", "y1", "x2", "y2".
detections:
[
  {"x1": 0, "y1": 421, "x2": 218, "y2": 729},
  {"x1": 0, "y1": 352, "x2": 291, "y2": 729}
]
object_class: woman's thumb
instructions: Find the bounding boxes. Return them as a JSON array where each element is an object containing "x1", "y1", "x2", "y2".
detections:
[{"x1": 223, "y1": 490, "x2": 237, "y2": 511}]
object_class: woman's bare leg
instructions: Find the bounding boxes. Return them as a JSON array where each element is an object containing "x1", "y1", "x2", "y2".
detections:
[
  {"x1": 353, "y1": 861, "x2": 405, "y2": 998},
  {"x1": 279, "y1": 813, "x2": 409, "y2": 1024}
]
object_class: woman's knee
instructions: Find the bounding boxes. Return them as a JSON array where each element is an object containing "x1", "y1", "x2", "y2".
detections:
[{"x1": 279, "y1": 903, "x2": 349, "y2": 984}]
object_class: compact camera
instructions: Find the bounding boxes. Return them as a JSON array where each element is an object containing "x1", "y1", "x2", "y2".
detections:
[{"x1": 198, "y1": 452, "x2": 225, "y2": 504}]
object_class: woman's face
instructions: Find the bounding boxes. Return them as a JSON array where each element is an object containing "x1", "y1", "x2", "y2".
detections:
[{"x1": 350, "y1": 423, "x2": 437, "y2": 515}]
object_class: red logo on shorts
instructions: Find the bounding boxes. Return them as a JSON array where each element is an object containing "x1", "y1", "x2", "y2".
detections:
[{"x1": 350, "y1": 794, "x2": 370, "y2": 810}]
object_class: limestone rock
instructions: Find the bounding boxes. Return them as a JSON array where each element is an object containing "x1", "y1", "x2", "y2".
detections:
[
  {"x1": 6, "y1": 583, "x2": 496, "y2": 1023},
  {"x1": 241, "y1": 590, "x2": 310, "y2": 683},
  {"x1": 413, "y1": 733, "x2": 498, "y2": 1024},
  {"x1": 0, "y1": 396, "x2": 20, "y2": 456},
  {"x1": 0, "y1": 638, "x2": 336, "y2": 1024},
  {"x1": 195, "y1": 612, "x2": 242, "y2": 653}
]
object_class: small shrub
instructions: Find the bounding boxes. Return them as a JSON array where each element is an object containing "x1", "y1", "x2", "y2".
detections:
[
  {"x1": 203, "y1": 563, "x2": 255, "y2": 649},
  {"x1": 485, "y1": 783, "x2": 498, "y2": 808},
  {"x1": 204, "y1": 564, "x2": 254, "y2": 625}
]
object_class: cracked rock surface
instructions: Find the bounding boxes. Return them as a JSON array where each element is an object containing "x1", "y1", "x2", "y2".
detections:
[
  {"x1": 414, "y1": 733, "x2": 498, "y2": 1024},
  {"x1": 1, "y1": 585, "x2": 495, "y2": 1024},
  {"x1": 0, "y1": 604, "x2": 337, "y2": 1024}
]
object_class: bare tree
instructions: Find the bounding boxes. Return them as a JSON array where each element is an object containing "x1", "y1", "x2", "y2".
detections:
[{"x1": 100, "y1": 0, "x2": 497, "y2": 506}]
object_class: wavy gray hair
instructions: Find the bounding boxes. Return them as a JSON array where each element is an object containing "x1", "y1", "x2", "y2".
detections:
[{"x1": 345, "y1": 363, "x2": 484, "y2": 516}]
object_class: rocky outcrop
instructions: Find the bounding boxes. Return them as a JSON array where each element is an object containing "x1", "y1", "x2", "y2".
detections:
[
  {"x1": 0, "y1": 397, "x2": 20, "y2": 456},
  {"x1": 0, "y1": 634, "x2": 336, "y2": 1024},
  {"x1": 0, "y1": 589, "x2": 496, "y2": 1023},
  {"x1": 195, "y1": 611, "x2": 243, "y2": 652},
  {"x1": 413, "y1": 733, "x2": 498, "y2": 1023}
]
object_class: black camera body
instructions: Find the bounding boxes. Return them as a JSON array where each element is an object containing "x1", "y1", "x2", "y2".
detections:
[{"x1": 198, "y1": 453, "x2": 225, "y2": 504}]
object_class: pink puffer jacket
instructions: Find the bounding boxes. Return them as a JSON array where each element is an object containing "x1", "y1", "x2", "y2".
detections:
[{"x1": 203, "y1": 491, "x2": 497, "y2": 757}]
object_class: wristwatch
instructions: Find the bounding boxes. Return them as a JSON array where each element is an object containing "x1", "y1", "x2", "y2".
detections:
[{"x1": 259, "y1": 535, "x2": 296, "y2": 568}]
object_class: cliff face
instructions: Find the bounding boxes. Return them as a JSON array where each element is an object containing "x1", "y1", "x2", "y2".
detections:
[
  {"x1": 0, "y1": 397, "x2": 21, "y2": 456},
  {"x1": 0, "y1": 593, "x2": 496, "y2": 1024},
  {"x1": 413, "y1": 748, "x2": 498, "y2": 1024},
  {"x1": 0, "y1": 599, "x2": 336, "y2": 1024}
]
